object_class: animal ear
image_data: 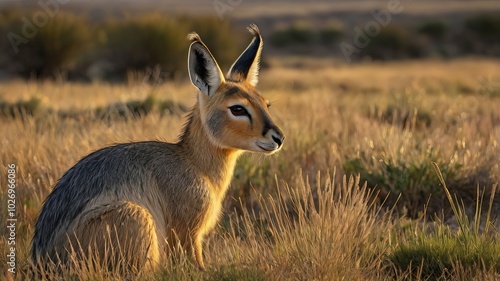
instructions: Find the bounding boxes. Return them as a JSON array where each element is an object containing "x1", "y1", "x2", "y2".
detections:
[
  {"x1": 227, "y1": 24, "x2": 263, "y2": 87},
  {"x1": 187, "y1": 32, "x2": 225, "y2": 96}
]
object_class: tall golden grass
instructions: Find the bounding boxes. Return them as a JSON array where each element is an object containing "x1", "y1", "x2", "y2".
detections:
[{"x1": 0, "y1": 58, "x2": 499, "y2": 280}]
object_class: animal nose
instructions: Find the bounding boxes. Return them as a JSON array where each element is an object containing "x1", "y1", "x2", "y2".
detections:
[{"x1": 272, "y1": 134, "x2": 284, "y2": 147}]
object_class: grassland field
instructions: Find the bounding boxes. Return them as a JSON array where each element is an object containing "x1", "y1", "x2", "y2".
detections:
[{"x1": 0, "y1": 58, "x2": 499, "y2": 280}]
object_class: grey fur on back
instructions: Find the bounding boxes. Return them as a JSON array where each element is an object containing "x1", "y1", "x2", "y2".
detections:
[{"x1": 31, "y1": 141, "x2": 202, "y2": 261}]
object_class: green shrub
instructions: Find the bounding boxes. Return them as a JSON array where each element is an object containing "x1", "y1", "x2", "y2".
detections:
[
  {"x1": 343, "y1": 150, "x2": 461, "y2": 218},
  {"x1": 101, "y1": 14, "x2": 188, "y2": 80},
  {"x1": 460, "y1": 14, "x2": 500, "y2": 55},
  {"x1": 319, "y1": 24, "x2": 343, "y2": 44},
  {"x1": 465, "y1": 14, "x2": 500, "y2": 42},
  {"x1": 379, "y1": 105, "x2": 432, "y2": 129},
  {"x1": 390, "y1": 230, "x2": 500, "y2": 279},
  {"x1": 269, "y1": 29, "x2": 291, "y2": 47},
  {"x1": 287, "y1": 23, "x2": 316, "y2": 44},
  {"x1": 100, "y1": 15, "x2": 243, "y2": 80},
  {"x1": 418, "y1": 21, "x2": 448, "y2": 41},
  {"x1": 2, "y1": 12, "x2": 91, "y2": 78},
  {"x1": 363, "y1": 24, "x2": 424, "y2": 60},
  {"x1": 368, "y1": 92, "x2": 433, "y2": 129},
  {"x1": 0, "y1": 97, "x2": 42, "y2": 118},
  {"x1": 270, "y1": 22, "x2": 316, "y2": 47},
  {"x1": 95, "y1": 95, "x2": 156, "y2": 119},
  {"x1": 389, "y1": 166, "x2": 500, "y2": 279}
]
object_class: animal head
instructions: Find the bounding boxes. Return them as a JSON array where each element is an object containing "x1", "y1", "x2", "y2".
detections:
[{"x1": 187, "y1": 24, "x2": 284, "y2": 154}]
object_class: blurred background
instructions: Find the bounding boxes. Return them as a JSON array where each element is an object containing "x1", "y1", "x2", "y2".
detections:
[{"x1": 0, "y1": 0, "x2": 499, "y2": 81}]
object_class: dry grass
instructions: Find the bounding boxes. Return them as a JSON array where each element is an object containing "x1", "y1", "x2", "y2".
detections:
[{"x1": 0, "y1": 58, "x2": 499, "y2": 280}]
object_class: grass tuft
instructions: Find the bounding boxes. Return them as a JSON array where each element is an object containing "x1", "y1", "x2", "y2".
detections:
[
  {"x1": 0, "y1": 97, "x2": 42, "y2": 118},
  {"x1": 388, "y1": 163, "x2": 500, "y2": 279}
]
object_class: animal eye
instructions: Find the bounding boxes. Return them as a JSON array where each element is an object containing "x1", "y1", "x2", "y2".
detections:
[{"x1": 229, "y1": 105, "x2": 248, "y2": 117}]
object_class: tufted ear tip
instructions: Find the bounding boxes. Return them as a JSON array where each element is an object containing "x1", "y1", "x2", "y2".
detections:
[
  {"x1": 227, "y1": 24, "x2": 263, "y2": 87},
  {"x1": 247, "y1": 24, "x2": 260, "y2": 37},
  {"x1": 187, "y1": 32, "x2": 202, "y2": 43}
]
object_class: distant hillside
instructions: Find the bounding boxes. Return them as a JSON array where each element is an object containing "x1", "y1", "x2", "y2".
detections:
[{"x1": 3, "y1": 0, "x2": 500, "y2": 19}]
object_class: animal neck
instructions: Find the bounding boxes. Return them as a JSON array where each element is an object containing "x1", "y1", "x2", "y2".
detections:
[{"x1": 178, "y1": 104, "x2": 242, "y2": 199}]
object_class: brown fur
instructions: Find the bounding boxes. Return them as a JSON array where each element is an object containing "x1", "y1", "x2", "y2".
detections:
[{"x1": 31, "y1": 25, "x2": 284, "y2": 274}]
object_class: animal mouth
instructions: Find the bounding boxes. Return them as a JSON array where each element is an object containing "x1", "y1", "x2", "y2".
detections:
[{"x1": 257, "y1": 143, "x2": 276, "y2": 152}]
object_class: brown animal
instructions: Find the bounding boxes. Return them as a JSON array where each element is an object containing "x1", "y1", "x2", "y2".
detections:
[{"x1": 31, "y1": 24, "x2": 284, "y2": 273}]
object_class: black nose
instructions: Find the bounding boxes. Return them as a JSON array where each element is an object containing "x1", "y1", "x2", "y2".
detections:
[{"x1": 272, "y1": 135, "x2": 284, "y2": 147}]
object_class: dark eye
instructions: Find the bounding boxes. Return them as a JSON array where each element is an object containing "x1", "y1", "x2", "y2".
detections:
[{"x1": 229, "y1": 105, "x2": 248, "y2": 117}]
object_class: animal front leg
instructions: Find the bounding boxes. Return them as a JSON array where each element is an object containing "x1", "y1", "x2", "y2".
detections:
[
  {"x1": 168, "y1": 229, "x2": 205, "y2": 270},
  {"x1": 193, "y1": 234, "x2": 205, "y2": 271}
]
